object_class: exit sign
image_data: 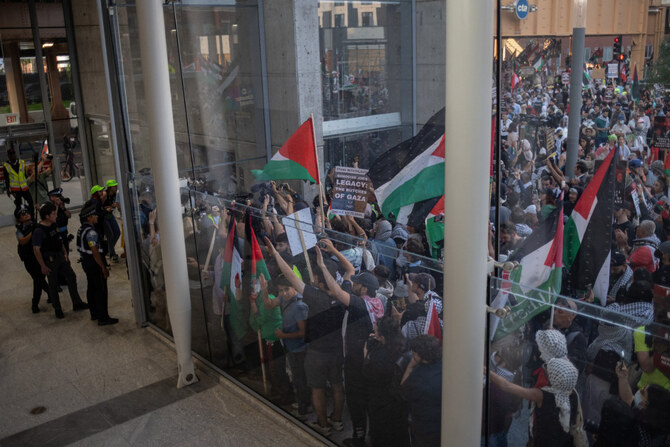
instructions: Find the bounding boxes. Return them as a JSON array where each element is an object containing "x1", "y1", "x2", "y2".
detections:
[{"x1": 1, "y1": 113, "x2": 20, "y2": 126}]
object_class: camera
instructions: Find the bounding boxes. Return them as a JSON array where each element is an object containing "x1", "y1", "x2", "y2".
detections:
[
  {"x1": 319, "y1": 241, "x2": 328, "y2": 250},
  {"x1": 60, "y1": 195, "x2": 71, "y2": 205}
]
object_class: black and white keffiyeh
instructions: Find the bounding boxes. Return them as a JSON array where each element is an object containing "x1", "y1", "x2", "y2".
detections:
[
  {"x1": 543, "y1": 358, "x2": 579, "y2": 432},
  {"x1": 536, "y1": 329, "x2": 568, "y2": 362}
]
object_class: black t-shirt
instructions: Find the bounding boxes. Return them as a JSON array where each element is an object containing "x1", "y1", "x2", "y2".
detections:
[
  {"x1": 302, "y1": 285, "x2": 345, "y2": 354},
  {"x1": 56, "y1": 207, "x2": 69, "y2": 232},
  {"x1": 342, "y1": 280, "x2": 374, "y2": 363},
  {"x1": 16, "y1": 222, "x2": 36, "y2": 261},
  {"x1": 32, "y1": 222, "x2": 63, "y2": 254}
]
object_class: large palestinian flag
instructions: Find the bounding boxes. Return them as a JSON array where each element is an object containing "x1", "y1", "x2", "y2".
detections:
[
  {"x1": 492, "y1": 202, "x2": 564, "y2": 341},
  {"x1": 368, "y1": 108, "x2": 445, "y2": 218},
  {"x1": 563, "y1": 147, "x2": 617, "y2": 304},
  {"x1": 252, "y1": 117, "x2": 320, "y2": 184}
]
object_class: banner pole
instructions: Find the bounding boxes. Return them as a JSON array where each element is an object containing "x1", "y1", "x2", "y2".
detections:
[{"x1": 310, "y1": 114, "x2": 327, "y2": 231}]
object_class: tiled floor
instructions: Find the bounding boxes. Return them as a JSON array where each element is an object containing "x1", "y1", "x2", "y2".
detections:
[{"x1": 0, "y1": 223, "x2": 326, "y2": 446}]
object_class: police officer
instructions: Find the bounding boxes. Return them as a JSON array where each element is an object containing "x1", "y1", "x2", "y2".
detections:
[
  {"x1": 3, "y1": 142, "x2": 34, "y2": 218},
  {"x1": 32, "y1": 202, "x2": 88, "y2": 319},
  {"x1": 77, "y1": 201, "x2": 118, "y2": 325},
  {"x1": 15, "y1": 205, "x2": 49, "y2": 313},
  {"x1": 47, "y1": 188, "x2": 72, "y2": 252}
]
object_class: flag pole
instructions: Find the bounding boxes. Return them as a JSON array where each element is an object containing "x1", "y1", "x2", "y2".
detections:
[
  {"x1": 310, "y1": 114, "x2": 327, "y2": 232},
  {"x1": 294, "y1": 220, "x2": 315, "y2": 283},
  {"x1": 257, "y1": 330, "x2": 269, "y2": 395}
]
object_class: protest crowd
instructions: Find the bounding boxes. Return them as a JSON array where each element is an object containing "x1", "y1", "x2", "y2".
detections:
[{"x1": 131, "y1": 66, "x2": 670, "y2": 447}]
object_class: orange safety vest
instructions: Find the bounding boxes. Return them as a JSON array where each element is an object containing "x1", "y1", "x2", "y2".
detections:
[{"x1": 4, "y1": 160, "x2": 28, "y2": 191}]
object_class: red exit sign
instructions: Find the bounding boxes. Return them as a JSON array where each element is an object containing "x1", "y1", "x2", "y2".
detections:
[{"x1": 1, "y1": 113, "x2": 20, "y2": 125}]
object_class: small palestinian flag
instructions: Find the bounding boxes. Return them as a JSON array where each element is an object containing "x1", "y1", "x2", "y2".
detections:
[
  {"x1": 252, "y1": 117, "x2": 320, "y2": 184},
  {"x1": 425, "y1": 196, "x2": 445, "y2": 258}
]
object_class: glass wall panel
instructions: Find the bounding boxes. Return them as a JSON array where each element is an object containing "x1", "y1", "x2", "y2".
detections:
[{"x1": 319, "y1": 0, "x2": 413, "y2": 167}]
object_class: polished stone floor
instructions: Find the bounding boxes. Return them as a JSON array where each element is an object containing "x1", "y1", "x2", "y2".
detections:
[{"x1": 0, "y1": 222, "x2": 326, "y2": 446}]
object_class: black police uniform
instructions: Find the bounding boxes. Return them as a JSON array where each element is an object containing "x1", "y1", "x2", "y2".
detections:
[
  {"x1": 16, "y1": 220, "x2": 49, "y2": 312},
  {"x1": 77, "y1": 222, "x2": 112, "y2": 322},
  {"x1": 32, "y1": 221, "x2": 87, "y2": 316}
]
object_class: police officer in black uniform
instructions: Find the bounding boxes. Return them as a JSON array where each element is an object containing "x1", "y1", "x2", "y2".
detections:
[
  {"x1": 77, "y1": 201, "x2": 118, "y2": 326},
  {"x1": 15, "y1": 205, "x2": 49, "y2": 313},
  {"x1": 32, "y1": 202, "x2": 88, "y2": 319},
  {"x1": 47, "y1": 188, "x2": 73, "y2": 252}
]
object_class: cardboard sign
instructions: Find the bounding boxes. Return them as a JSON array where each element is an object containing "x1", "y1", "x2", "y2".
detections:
[
  {"x1": 592, "y1": 67, "x2": 606, "y2": 81},
  {"x1": 607, "y1": 63, "x2": 619, "y2": 79},
  {"x1": 331, "y1": 166, "x2": 370, "y2": 218},
  {"x1": 282, "y1": 207, "x2": 317, "y2": 256}
]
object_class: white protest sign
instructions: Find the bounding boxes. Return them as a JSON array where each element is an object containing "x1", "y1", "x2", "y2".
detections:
[
  {"x1": 607, "y1": 63, "x2": 618, "y2": 79},
  {"x1": 631, "y1": 183, "x2": 641, "y2": 217},
  {"x1": 282, "y1": 207, "x2": 317, "y2": 256}
]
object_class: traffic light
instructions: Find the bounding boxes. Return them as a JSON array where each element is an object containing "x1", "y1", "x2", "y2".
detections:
[
  {"x1": 619, "y1": 53, "x2": 625, "y2": 62},
  {"x1": 613, "y1": 35, "x2": 622, "y2": 60}
]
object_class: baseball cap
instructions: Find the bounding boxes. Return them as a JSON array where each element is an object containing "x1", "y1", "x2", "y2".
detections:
[
  {"x1": 80, "y1": 201, "x2": 97, "y2": 219},
  {"x1": 105, "y1": 179, "x2": 118, "y2": 188},
  {"x1": 659, "y1": 241, "x2": 670, "y2": 256},
  {"x1": 351, "y1": 271, "x2": 379, "y2": 295},
  {"x1": 628, "y1": 159, "x2": 643, "y2": 169},
  {"x1": 90, "y1": 185, "x2": 104, "y2": 195},
  {"x1": 610, "y1": 252, "x2": 626, "y2": 266},
  {"x1": 409, "y1": 272, "x2": 436, "y2": 292}
]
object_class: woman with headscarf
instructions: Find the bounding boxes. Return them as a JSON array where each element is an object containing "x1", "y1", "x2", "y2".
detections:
[{"x1": 488, "y1": 357, "x2": 580, "y2": 446}]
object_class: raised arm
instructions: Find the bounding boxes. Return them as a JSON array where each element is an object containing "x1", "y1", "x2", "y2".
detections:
[
  {"x1": 259, "y1": 273, "x2": 281, "y2": 310},
  {"x1": 263, "y1": 236, "x2": 305, "y2": 294},
  {"x1": 315, "y1": 245, "x2": 350, "y2": 306},
  {"x1": 320, "y1": 238, "x2": 355, "y2": 281}
]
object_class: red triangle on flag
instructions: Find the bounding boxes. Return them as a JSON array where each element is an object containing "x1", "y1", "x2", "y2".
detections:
[{"x1": 277, "y1": 117, "x2": 320, "y2": 184}]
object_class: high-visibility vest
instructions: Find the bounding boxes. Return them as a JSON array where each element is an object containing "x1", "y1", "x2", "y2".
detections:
[{"x1": 4, "y1": 160, "x2": 28, "y2": 191}]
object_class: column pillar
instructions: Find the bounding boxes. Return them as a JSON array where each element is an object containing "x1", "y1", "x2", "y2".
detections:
[
  {"x1": 135, "y1": 0, "x2": 198, "y2": 388},
  {"x1": 442, "y1": 0, "x2": 493, "y2": 445},
  {"x1": 4, "y1": 42, "x2": 30, "y2": 123}
]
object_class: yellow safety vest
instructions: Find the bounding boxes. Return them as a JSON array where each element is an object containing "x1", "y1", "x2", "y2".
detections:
[{"x1": 4, "y1": 160, "x2": 28, "y2": 191}]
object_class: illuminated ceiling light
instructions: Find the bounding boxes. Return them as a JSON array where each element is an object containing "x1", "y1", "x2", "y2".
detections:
[{"x1": 42, "y1": 42, "x2": 54, "y2": 48}]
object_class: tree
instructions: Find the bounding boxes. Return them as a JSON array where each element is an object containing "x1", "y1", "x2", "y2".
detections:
[{"x1": 646, "y1": 36, "x2": 670, "y2": 86}]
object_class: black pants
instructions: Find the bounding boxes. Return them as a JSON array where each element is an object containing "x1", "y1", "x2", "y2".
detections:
[
  {"x1": 344, "y1": 357, "x2": 368, "y2": 439},
  {"x1": 12, "y1": 190, "x2": 34, "y2": 217},
  {"x1": 82, "y1": 257, "x2": 109, "y2": 320},
  {"x1": 24, "y1": 259, "x2": 49, "y2": 306},
  {"x1": 287, "y1": 350, "x2": 311, "y2": 410},
  {"x1": 44, "y1": 252, "x2": 82, "y2": 311}
]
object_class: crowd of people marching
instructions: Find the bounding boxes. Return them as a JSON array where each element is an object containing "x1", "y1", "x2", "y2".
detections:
[{"x1": 134, "y1": 71, "x2": 670, "y2": 447}]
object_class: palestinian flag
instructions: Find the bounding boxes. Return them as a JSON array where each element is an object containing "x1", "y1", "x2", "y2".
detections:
[
  {"x1": 369, "y1": 126, "x2": 444, "y2": 218},
  {"x1": 425, "y1": 196, "x2": 445, "y2": 258},
  {"x1": 424, "y1": 299, "x2": 442, "y2": 342},
  {"x1": 583, "y1": 65, "x2": 591, "y2": 86},
  {"x1": 533, "y1": 57, "x2": 545, "y2": 72},
  {"x1": 220, "y1": 219, "x2": 242, "y2": 300},
  {"x1": 665, "y1": 148, "x2": 670, "y2": 177},
  {"x1": 632, "y1": 65, "x2": 640, "y2": 100},
  {"x1": 563, "y1": 147, "x2": 617, "y2": 304},
  {"x1": 249, "y1": 224, "x2": 270, "y2": 293},
  {"x1": 492, "y1": 201, "x2": 564, "y2": 341},
  {"x1": 252, "y1": 117, "x2": 320, "y2": 184},
  {"x1": 394, "y1": 195, "x2": 441, "y2": 227}
]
